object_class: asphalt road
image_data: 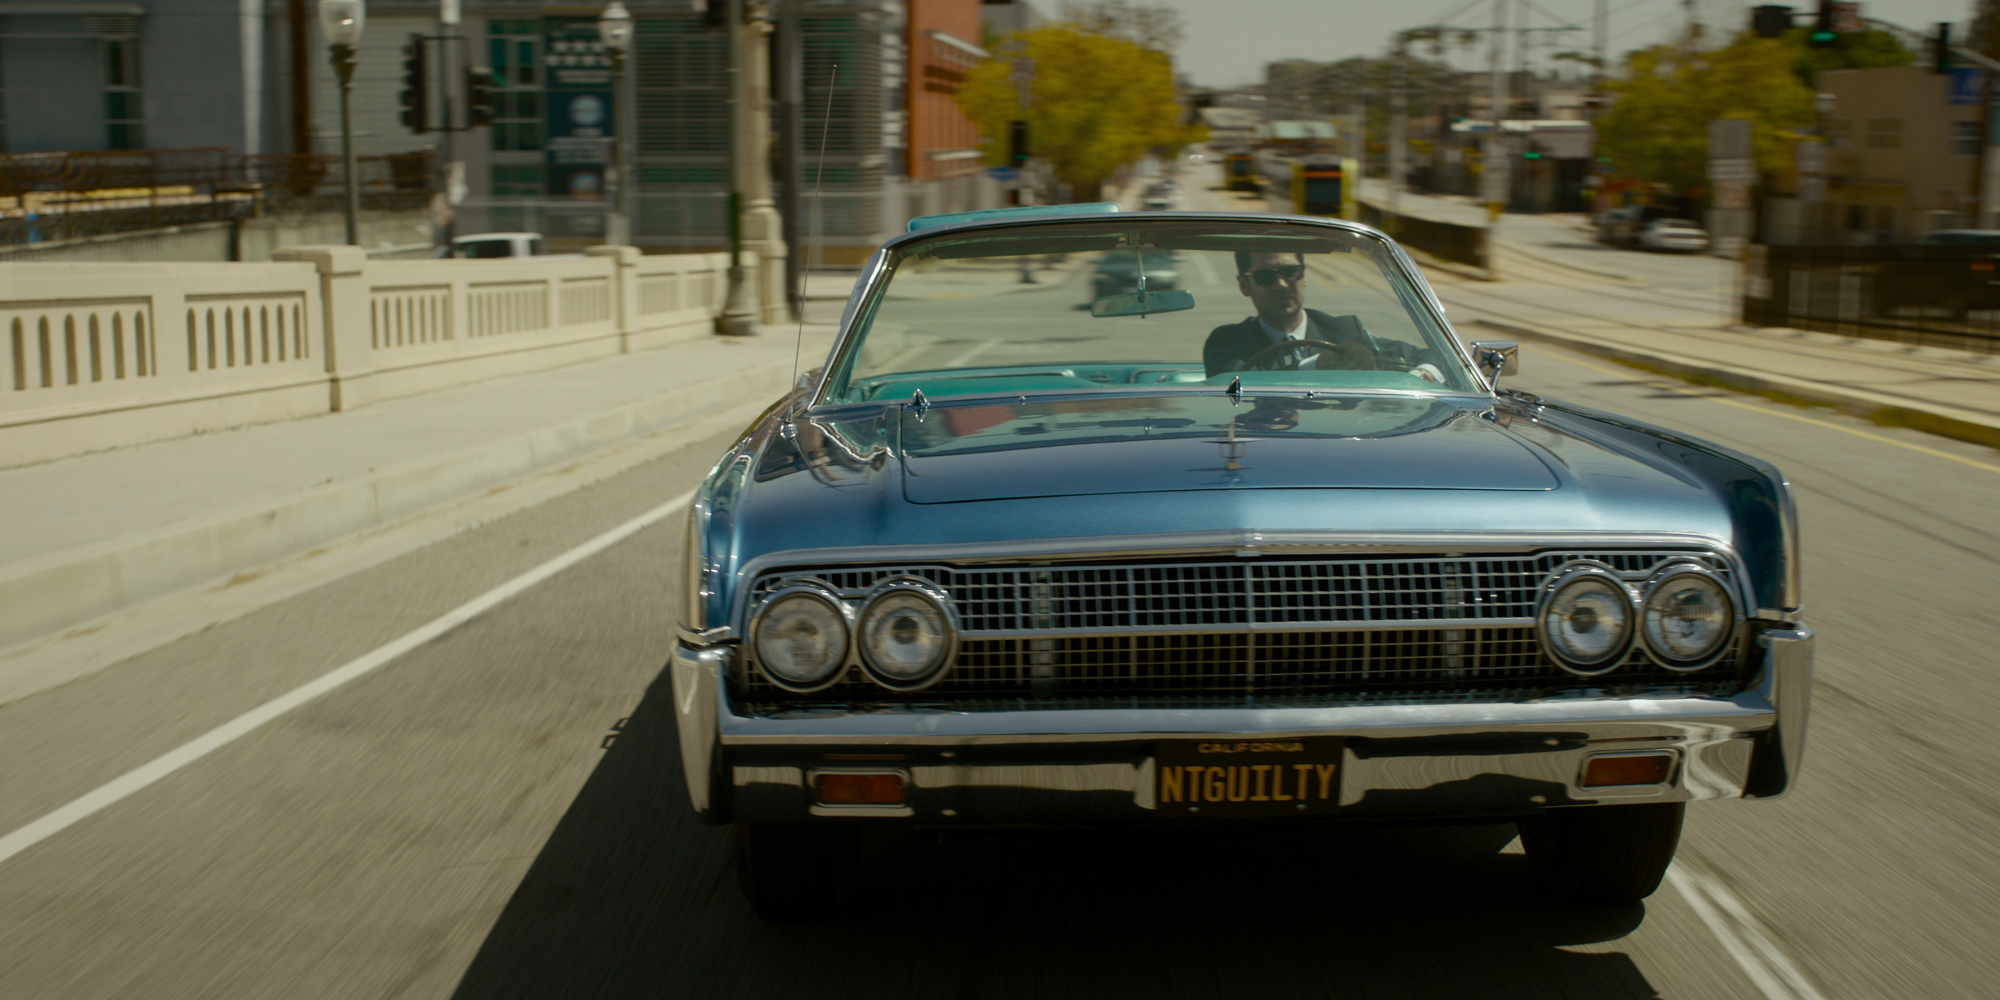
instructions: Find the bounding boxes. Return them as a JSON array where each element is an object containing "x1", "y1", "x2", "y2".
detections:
[{"x1": 3, "y1": 183, "x2": 1999, "y2": 998}]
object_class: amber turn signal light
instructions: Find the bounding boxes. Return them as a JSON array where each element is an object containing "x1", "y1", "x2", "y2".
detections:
[
  {"x1": 1582, "y1": 753, "x2": 1673, "y2": 788},
  {"x1": 815, "y1": 771, "x2": 905, "y2": 805}
]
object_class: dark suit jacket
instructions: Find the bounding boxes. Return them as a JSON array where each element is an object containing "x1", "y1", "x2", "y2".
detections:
[{"x1": 1203, "y1": 309, "x2": 1378, "y2": 378}]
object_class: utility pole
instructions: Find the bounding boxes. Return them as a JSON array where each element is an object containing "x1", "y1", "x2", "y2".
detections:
[
  {"x1": 438, "y1": 0, "x2": 458, "y2": 250},
  {"x1": 775, "y1": 0, "x2": 804, "y2": 321},
  {"x1": 1592, "y1": 0, "x2": 1606, "y2": 97},
  {"x1": 1347, "y1": 63, "x2": 1366, "y2": 179},
  {"x1": 1483, "y1": 0, "x2": 1508, "y2": 217},
  {"x1": 1390, "y1": 33, "x2": 1406, "y2": 220},
  {"x1": 721, "y1": 0, "x2": 784, "y2": 334}
]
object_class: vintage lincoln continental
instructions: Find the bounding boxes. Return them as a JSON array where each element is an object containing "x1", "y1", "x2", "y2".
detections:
[{"x1": 671, "y1": 206, "x2": 1812, "y2": 918}]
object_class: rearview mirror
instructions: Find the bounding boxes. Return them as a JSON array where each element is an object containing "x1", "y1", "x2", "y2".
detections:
[{"x1": 1091, "y1": 288, "x2": 1195, "y2": 318}]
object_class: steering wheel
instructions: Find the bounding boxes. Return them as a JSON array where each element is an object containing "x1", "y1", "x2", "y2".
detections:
[{"x1": 1243, "y1": 338, "x2": 1378, "y2": 372}]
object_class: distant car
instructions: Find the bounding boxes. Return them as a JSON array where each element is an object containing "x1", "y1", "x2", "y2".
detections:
[
  {"x1": 1598, "y1": 205, "x2": 1679, "y2": 246},
  {"x1": 1092, "y1": 246, "x2": 1180, "y2": 297},
  {"x1": 1636, "y1": 219, "x2": 1711, "y2": 254},
  {"x1": 450, "y1": 232, "x2": 547, "y2": 258},
  {"x1": 1874, "y1": 231, "x2": 2000, "y2": 319}
]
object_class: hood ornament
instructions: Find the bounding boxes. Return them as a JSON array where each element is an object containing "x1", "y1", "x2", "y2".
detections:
[
  {"x1": 909, "y1": 387, "x2": 929, "y2": 421},
  {"x1": 1225, "y1": 375, "x2": 1241, "y2": 404}
]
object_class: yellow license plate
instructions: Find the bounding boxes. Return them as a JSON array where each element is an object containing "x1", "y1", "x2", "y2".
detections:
[{"x1": 1155, "y1": 738, "x2": 1342, "y2": 816}]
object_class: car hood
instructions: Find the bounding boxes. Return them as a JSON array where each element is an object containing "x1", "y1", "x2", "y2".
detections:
[
  {"x1": 898, "y1": 394, "x2": 1558, "y2": 503},
  {"x1": 717, "y1": 390, "x2": 1793, "y2": 613}
]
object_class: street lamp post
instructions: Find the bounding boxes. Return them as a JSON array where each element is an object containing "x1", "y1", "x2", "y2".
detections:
[
  {"x1": 317, "y1": 0, "x2": 367, "y2": 245},
  {"x1": 597, "y1": 0, "x2": 633, "y2": 245}
]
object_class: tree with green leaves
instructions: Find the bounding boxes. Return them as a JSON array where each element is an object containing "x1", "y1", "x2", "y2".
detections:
[
  {"x1": 1781, "y1": 26, "x2": 1914, "y2": 85},
  {"x1": 1967, "y1": 0, "x2": 2000, "y2": 59},
  {"x1": 955, "y1": 25, "x2": 1203, "y2": 201},
  {"x1": 1597, "y1": 35, "x2": 1816, "y2": 194}
]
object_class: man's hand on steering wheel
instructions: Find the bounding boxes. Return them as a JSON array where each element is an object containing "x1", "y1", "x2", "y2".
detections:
[{"x1": 1242, "y1": 338, "x2": 1380, "y2": 372}]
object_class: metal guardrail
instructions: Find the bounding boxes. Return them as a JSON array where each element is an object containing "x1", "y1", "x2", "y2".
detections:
[{"x1": 1742, "y1": 244, "x2": 2000, "y2": 354}]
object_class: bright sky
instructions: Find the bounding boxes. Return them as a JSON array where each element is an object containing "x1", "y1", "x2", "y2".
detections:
[{"x1": 1151, "y1": 0, "x2": 1978, "y2": 89}]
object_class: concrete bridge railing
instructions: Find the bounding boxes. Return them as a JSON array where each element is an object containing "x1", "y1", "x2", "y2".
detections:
[{"x1": 0, "y1": 245, "x2": 759, "y2": 468}]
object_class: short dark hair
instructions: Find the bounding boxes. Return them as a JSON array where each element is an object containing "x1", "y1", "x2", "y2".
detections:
[{"x1": 1235, "y1": 250, "x2": 1305, "y2": 274}]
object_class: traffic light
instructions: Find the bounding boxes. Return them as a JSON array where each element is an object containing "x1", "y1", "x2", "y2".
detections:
[
  {"x1": 467, "y1": 67, "x2": 496, "y2": 127},
  {"x1": 1934, "y1": 23, "x2": 1954, "y2": 74},
  {"x1": 400, "y1": 35, "x2": 428, "y2": 134},
  {"x1": 1009, "y1": 120, "x2": 1029, "y2": 167},
  {"x1": 1809, "y1": 0, "x2": 1836, "y2": 47},
  {"x1": 1751, "y1": 5, "x2": 1793, "y2": 39}
]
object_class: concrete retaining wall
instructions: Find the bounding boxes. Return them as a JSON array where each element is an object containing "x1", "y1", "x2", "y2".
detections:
[{"x1": 0, "y1": 245, "x2": 758, "y2": 468}]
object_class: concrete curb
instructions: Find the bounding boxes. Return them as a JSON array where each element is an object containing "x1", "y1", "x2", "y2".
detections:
[
  {"x1": 1475, "y1": 317, "x2": 2000, "y2": 451},
  {"x1": 0, "y1": 349, "x2": 799, "y2": 652}
]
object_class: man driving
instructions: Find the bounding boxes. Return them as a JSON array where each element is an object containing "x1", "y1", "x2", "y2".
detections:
[{"x1": 1203, "y1": 251, "x2": 1442, "y2": 383}]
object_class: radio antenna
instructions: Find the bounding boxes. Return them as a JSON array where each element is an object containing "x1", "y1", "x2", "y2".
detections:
[{"x1": 792, "y1": 62, "x2": 837, "y2": 390}]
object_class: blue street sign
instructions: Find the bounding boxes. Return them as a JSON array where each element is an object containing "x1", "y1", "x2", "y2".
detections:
[
  {"x1": 987, "y1": 167, "x2": 1019, "y2": 181},
  {"x1": 1950, "y1": 67, "x2": 1989, "y2": 106}
]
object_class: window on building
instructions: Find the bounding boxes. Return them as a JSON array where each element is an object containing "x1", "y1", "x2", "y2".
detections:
[
  {"x1": 490, "y1": 20, "x2": 543, "y2": 151},
  {"x1": 1955, "y1": 120, "x2": 1981, "y2": 157},
  {"x1": 491, "y1": 165, "x2": 546, "y2": 196},
  {"x1": 492, "y1": 90, "x2": 543, "y2": 151},
  {"x1": 103, "y1": 37, "x2": 142, "y2": 149},
  {"x1": 1864, "y1": 118, "x2": 1902, "y2": 150}
]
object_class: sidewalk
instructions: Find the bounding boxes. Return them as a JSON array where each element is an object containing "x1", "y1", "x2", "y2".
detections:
[
  {"x1": 0, "y1": 325, "x2": 835, "y2": 655},
  {"x1": 1464, "y1": 309, "x2": 2000, "y2": 449}
]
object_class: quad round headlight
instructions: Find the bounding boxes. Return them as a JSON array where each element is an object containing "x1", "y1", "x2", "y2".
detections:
[
  {"x1": 1641, "y1": 564, "x2": 1736, "y2": 670},
  {"x1": 857, "y1": 582, "x2": 957, "y2": 690},
  {"x1": 750, "y1": 587, "x2": 849, "y2": 691},
  {"x1": 1537, "y1": 564, "x2": 1636, "y2": 676}
]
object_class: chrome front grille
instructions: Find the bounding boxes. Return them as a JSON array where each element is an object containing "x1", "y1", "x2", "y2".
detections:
[{"x1": 741, "y1": 550, "x2": 1746, "y2": 703}]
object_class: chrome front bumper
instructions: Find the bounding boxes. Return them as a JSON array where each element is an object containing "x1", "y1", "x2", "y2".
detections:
[{"x1": 670, "y1": 627, "x2": 1813, "y2": 825}]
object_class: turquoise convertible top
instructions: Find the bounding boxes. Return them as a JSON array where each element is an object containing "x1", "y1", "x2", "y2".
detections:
[{"x1": 905, "y1": 201, "x2": 1120, "y2": 232}]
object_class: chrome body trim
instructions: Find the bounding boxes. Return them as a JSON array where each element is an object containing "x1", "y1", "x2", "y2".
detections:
[
  {"x1": 1744, "y1": 625, "x2": 1813, "y2": 799},
  {"x1": 727, "y1": 530, "x2": 1744, "y2": 630},
  {"x1": 671, "y1": 641, "x2": 727, "y2": 818},
  {"x1": 669, "y1": 624, "x2": 1813, "y2": 824}
]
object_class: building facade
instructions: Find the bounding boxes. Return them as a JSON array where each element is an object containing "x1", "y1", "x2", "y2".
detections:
[
  {"x1": 0, "y1": 0, "x2": 998, "y2": 257},
  {"x1": 1817, "y1": 65, "x2": 1985, "y2": 243}
]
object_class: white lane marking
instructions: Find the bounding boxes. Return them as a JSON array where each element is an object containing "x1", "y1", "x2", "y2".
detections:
[
  {"x1": 1667, "y1": 866, "x2": 1825, "y2": 1000},
  {"x1": 944, "y1": 338, "x2": 1004, "y2": 369},
  {"x1": 0, "y1": 487, "x2": 698, "y2": 869}
]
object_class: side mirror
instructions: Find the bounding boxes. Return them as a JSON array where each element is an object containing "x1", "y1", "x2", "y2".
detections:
[{"x1": 1468, "y1": 340, "x2": 1518, "y2": 383}]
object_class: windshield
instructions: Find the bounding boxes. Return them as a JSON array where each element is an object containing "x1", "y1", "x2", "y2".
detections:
[{"x1": 825, "y1": 219, "x2": 1480, "y2": 404}]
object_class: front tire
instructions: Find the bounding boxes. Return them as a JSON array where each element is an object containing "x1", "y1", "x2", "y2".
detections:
[{"x1": 1518, "y1": 802, "x2": 1684, "y2": 903}]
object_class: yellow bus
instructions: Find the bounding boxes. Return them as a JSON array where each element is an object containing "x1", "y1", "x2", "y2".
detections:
[{"x1": 1289, "y1": 154, "x2": 1358, "y2": 219}]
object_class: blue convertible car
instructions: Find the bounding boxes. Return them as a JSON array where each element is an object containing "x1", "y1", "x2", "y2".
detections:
[{"x1": 673, "y1": 207, "x2": 1811, "y2": 917}]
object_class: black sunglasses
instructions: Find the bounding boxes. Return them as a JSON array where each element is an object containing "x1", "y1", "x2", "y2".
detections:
[{"x1": 1249, "y1": 264, "x2": 1306, "y2": 286}]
